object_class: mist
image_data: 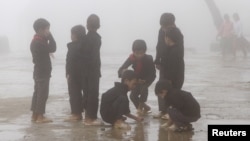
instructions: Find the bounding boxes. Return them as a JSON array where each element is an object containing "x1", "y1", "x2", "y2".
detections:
[{"x1": 0, "y1": 0, "x2": 250, "y2": 55}]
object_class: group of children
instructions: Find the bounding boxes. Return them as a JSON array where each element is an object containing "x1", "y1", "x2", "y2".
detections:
[{"x1": 30, "y1": 13, "x2": 201, "y2": 131}]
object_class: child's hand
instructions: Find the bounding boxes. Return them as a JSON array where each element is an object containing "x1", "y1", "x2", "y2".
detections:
[
  {"x1": 155, "y1": 64, "x2": 161, "y2": 70},
  {"x1": 138, "y1": 79, "x2": 146, "y2": 84},
  {"x1": 136, "y1": 116, "x2": 144, "y2": 122}
]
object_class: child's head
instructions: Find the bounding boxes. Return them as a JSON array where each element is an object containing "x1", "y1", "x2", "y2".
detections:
[
  {"x1": 71, "y1": 25, "x2": 86, "y2": 41},
  {"x1": 33, "y1": 18, "x2": 50, "y2": 38},
  {"x1": 87, "y1": 14, "x2": 100, "y2": 31},
  {"x1": 155, "y1": 80, "x2": 172, "y2": 99},
  {"x1": 160, "y1": 13, "x2": 175, "y2": 29},
  {"x1": 121, "y1": 70, "x2": 138, "y2": 90},
  {"x1": 132, "y1": 40, "x2": 147, "y2": 59},
  {"x1": 164, "y1": 27, "x2": 180, "y2": 46}
]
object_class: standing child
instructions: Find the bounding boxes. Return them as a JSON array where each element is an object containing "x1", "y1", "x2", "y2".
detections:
[
  {"x1": 65, "y1": 25, "x2": 86, "y2": 121},
  {"x1": 30, "y1": 18, "x2": 56, "y2": 123},
  {"x1": 118, "y1": 40, "x2": 156, "y2": 114},
  {"x1": 154, "y1": 13, "x2": 185, "y2": 119},
  {"x1": 100, "y1": 70, "x2": 143, "y2": 129},
  {"x1": 80, "y1": 14, "x2": 102, "y2": 125},
  {"x1": 161, "y1": 26, "x2": 184, "y2": 90},
  {"x1": 155, "y1": 80, "x2": 200, "y2": 132}
]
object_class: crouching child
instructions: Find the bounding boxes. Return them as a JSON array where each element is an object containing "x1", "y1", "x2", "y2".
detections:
[
  {"x1": 118, "y1": 40, "x2": 156, "y2": 114},
  {"x1": 155, "y1": 80, "x2": 200, "y2": 132},
  {"x1": 100, "y1": 70, "x2": 143, "y2": 129}
]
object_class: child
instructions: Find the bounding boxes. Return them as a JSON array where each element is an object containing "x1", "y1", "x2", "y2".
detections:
[
  {"x1": 154, "y1": 13, "x2": 184, "y2": 119},
  {"x1": 30, "y1": 18, "x2": 56, "y2": 123},
  {"x1": 161, "y1": 26, "x2": 184, "y2": 90},
  {"x1": 155, "y1": 80, "x2": 200, "y2": 132},
  {"x1": 118, "y1": 40, "x2": 156, "y2": 114},
  {"x1": 65, "y1": 25, "x2": 86, "y2": 121},
  {"x1": 100, "y1": 70, "x2": 143, "y2": 129},
  {"x1": 80, "y1": 14, "x2": 102, "y2": 125}
]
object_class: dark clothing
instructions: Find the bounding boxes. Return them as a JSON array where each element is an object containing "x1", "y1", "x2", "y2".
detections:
[
  {"x1": 155, "y1": 28, "x2": 166, "y2": 65},
  {"x1": 100, "y1": 82, "x2": 130, "y2": 124},
  {"x1": 31, "y1": 76, "x2": 50, "y2": 114},
  {"x1": 161, "y1": 44, "x2": 184, "y2": 89},
  {"x1": 80, "y1": 31, "x2": 101, "y2": 77},
  {"x1": 30, "y1": 34, "x2": 56, "y2": 114},
  {"x1": 118, "y1": 54, "x2": 156, "y2": 87},
  {"x1": 66, "y1": 41, "x2": 84, "y2": 114},
  {"x1": 66, "y1": 41, "x2": 82, "y2": 77},
  {"x1": 79, "y1": 31, "x2": 101, "y2": 119},
  {"x1": 164, "y1": 89, "x2": 201, "y2": 126},
  {"x1": 30, "y1": 34, "x2": 56, "y2": 79},
  {"x1": 118, "y1": 54, "x2": 156, "y2": 108},
  {"x1": 129, "y1": 84, "x2": 148, "y2": 108},
  {"x1": 82, "y1": 74, "x2": 100, "y2": 119},
  {"x1": 155, "y1": 27, "x2": 184, "y2": 112}
]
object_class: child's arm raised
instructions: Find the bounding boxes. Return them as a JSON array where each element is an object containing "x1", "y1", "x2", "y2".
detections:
[{"x1": 47, "y1": 33, "x2": 56, "y2": 53}]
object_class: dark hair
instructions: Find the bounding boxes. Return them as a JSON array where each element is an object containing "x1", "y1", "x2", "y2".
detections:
[
  {"x1": 160, "y1": 13, "x2": 175, "y2": 26},
  {"x1": 121, "y1": 70, "x2": 138, "y2": 83},
  {"x1": 132, "y1": 39, "x2": 147, "y2": 52},
  {"x1": 87, "y1": 14, "x2": 100, "y2": 31},
  {"x1": 155, "y1": 80, "x2": 172, "y2": 95},
  {"x1": 71, "y1": 25, "x2": 86, "y2": 40},
  {"x1": 33, "y1": 18, "x2": 50, "y2": 33},
  {"x1": 165, "y1": 27, "x2": 182, "y2": 44}
]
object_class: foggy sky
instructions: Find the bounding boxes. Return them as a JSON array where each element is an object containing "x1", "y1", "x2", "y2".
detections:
[{"x1": 1, "y1": 0, "x2": 250, "y2": 55}]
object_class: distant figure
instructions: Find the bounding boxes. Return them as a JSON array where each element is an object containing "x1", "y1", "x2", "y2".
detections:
[
  {"x1": 155, "y1": 80, "x2": 200, "y2": 132},
  {"x1": 217, "y1": 14, "x2": 234, "y2": 57},
  {"x1": 80, "y1": 14, "x2": 102, "y2": 125},
  {"x1": 232, "y1": 13, "x2": 248, "y2": 57},
  {"x1": 154, "y1": 13, "x2": 185, "y2": 119},
  {"x1": 100, "y1": 70, "x2": 143, "y2": 129},
  {"x1": 118, "y1": 40, "x2": 156, "y2": 115},
  {"x1": 65, "y1": 25, "x2": 86, "y2": 121},
  {"x1": 30, "y1": 18, "x2": 56, "y2": 123}
]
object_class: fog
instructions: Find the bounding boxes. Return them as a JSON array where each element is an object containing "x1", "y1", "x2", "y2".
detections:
[{"x1": 1, "y1": 0, "x2": 250, "y2": 55}]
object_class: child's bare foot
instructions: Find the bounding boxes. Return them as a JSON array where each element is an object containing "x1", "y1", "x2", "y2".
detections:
[
  {"x1": 31, "y1": 113, "x2": 38, "y2": 122},
  {"x1": 153, "y1": 112, "x2": 165, "y2": 118},
  {"x1": 35, "y1": 115, "x2": 53, "y2": 123},
  {"x1": 83, "y1": 118, "x2": 103, "y2": 126},
  {"x1": 114, "y1": 120, "x2": 131, "y2": 130},
  {"x1": 161, "y1": 114, "x2": 169, "y2": 120},
  {"x1": 64, "y1": 114, "x2": 82, "y2": 122},
  {"x1": 143, "y1": 104, "x2": 152, "y2": 114},
  {"x1": 168, "y1": 123, "x2": 178, "y2": 131}
]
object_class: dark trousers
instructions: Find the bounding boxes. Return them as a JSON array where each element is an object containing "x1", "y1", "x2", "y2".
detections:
[
  {"x1": 31, "y1": 78, "x2": 50, "y2": 114},
  {"x1": 158, "y1": 70, "x2": 184, "y2": 112},
  {"x1": 101, "y1": 97, "x2": 127, "y2": 124},
  {"x1": 67, "y1": 74, "x2": 83, "y2": 114},
  {"x1": 82, "y1": 74, "x2": 100, "y2": 119},
  {"x1": 167, "y1": 107, "x2": 199, "y2": 127},
  {"x1": 130, "y1": 84, "x2": 148, "y2": 109}
]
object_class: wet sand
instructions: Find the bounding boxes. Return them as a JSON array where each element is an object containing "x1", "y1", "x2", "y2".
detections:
[{"x1": 1, "y1": 51, "x2": 250, "y2": 141}]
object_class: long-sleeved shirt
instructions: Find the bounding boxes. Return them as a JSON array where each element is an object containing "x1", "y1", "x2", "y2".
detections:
[
  {"x1": 118, "y1": 54, "x2": 156, "y2": 87},
  {"x1": 30, "y1": 34, "x2": 56, "y2": 79}
]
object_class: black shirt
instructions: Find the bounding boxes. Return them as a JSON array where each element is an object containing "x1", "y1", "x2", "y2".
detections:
[
  {"x1": 100, "y1": 82, "x2": 130, "y2": 116},
  {"x1": 165, "y1": 89, "x2": 201, "y2": 118}
]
